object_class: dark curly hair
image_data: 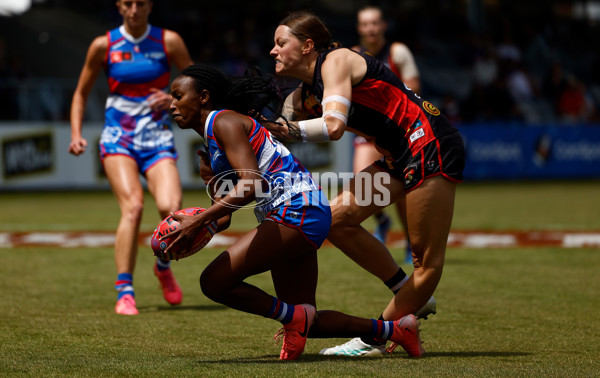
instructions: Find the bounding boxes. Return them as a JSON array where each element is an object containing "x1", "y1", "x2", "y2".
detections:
[{"x1": 179, "y1": 64, "x2": 284, "y2": 121}]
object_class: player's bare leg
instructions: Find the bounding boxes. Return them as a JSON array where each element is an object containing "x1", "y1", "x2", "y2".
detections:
[
  {"x1": 104, "y1": 155, "x2": 144, "y2": 276},
  {"x1": 382, "y1": 177, "x2": 456, "y2": 319},
  {"x1": 103, "y1": 155, "x2": 145, "y2": 314},
  {"x1": 200, "y1": 221, "x2": 317, "y2": 314},
  {"x1": 327, "y1": 164, "x2": 403, "y2": 282},
  {"x1": 146, "y1": 158, "x2": 182, "y2": 219},
  {"x1": 394, "y1": 196, "x2": 413, "y2": 264},
  {"x1": 353, "y1": 141, "x2": 391, "y2": 244},
  {"x1": 146, "y1": 158, "x2": 183, "y2": 305},
  {"x1": 321, "y1": 165, "x2": 437, "y2": 356},
  {"x1": 200, "y1": 222, "x2": 318, "y2": 360}
]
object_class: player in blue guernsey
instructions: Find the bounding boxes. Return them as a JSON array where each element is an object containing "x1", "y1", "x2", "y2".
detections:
[
  {"x1": 69, "y1": 0, "x2": 193, "y2": 315},
  {"x1": 267, "y1": 12, "x2": 466, "y2": 357},
  {"x1": 164, "y1": 64, "x2": 423, "y2": 360},
  {"x1": 203, "y1": 109, "x2": 321, "y2": 225}
]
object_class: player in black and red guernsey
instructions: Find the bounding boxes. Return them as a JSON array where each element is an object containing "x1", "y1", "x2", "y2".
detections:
[{"x1": 266, "y1": 11, "x2": 465, "y2": 357}]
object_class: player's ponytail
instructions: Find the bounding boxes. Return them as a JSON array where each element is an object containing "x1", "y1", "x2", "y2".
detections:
[
  {"x1": 279, "y1": 11, "x2": 340, "y2": 53},
  {"x1": 226, "y1": 68, "x2": 284, "y2": 122}
]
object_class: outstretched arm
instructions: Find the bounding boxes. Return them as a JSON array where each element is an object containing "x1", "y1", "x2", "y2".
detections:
[
  {"x1": 266, "y1": 50, "x2": 359, "y2": 143},
  {"x1": 263, "y1": 86, "x2": 306, "y2": 142}
]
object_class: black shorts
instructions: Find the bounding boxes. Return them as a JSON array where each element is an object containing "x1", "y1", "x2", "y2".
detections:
[{"x1": 374, "y1": 130, "x2": 465, "y2": 193}]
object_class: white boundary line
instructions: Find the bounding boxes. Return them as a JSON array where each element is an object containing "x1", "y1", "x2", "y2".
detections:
[{"x1": 2, "y1": 231, "x2": 600, "y2": 249}]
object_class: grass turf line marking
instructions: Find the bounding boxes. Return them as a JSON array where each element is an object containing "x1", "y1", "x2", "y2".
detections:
[{"x1": 3, "y1": 231, "x2": 600, "y2": 248}]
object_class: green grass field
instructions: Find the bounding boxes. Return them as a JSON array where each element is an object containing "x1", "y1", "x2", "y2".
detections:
[{"x1": 1, "y1": 181, "x2": 599, "y2": 376}]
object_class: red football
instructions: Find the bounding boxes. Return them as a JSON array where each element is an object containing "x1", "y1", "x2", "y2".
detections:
[{"x1": 151, "y1": 207, "x2": 217, "y2": 260}]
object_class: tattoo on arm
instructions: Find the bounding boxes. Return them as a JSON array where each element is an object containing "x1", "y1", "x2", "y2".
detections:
[{"x1": 286, "y1": 121, "x2": 302, "y2": 141}]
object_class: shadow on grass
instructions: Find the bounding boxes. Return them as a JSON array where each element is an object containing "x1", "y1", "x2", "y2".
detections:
[
  {"x1": 422, "y1": 351, "x2": 531, "y2": 358},
  {"x1": 196, "y1": 351, "x2": 531, "y2": 364},
  {"x1": 138, "y1": 304, "x2": 227, "y2": 312}
]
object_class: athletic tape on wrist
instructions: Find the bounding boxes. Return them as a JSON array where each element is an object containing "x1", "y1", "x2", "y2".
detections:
[{"x1": 298, "y1": 118, "x2": 330, "y2": 142}]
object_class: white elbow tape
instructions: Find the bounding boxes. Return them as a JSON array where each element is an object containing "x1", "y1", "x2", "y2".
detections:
[
  {"x1": 298, "y1": 118, "x2": 330, "y2": 142},
  {"x1": 323, "y1": 109, "x2": 348, "y2": 125},
  {"x1": 322, "y1": 95, "x2": 351, "y2": 108},
  {"x1": 322, "y1": 95, "x2": 350, "y2": 125}
]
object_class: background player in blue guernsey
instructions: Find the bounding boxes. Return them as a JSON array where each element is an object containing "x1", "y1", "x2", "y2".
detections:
[
  {"x1": 266, "y1": 11, "x2": 465, "y2": 357},
  {"x1": 69, "y1": 0, "x2": 193, "y2": 315},
  {"x1": 164, "y1": 64, "x2": 424, "y2": 360}
]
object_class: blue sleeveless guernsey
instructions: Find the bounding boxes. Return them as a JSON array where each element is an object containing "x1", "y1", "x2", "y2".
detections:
[{"x1": 101, "y1": 24, "x2": 175, "y2": 158}]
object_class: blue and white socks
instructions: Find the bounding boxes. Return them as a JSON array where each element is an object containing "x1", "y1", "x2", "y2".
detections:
[
  {"x1": 115, "y1": 272, "x2": 134, "y2": 300},
  {"x1": 267, "y1": 297, "x2": 295, "y2": 324},
  {"x1": 155, "y1": 259, "x2": 171, "y2": 272},
  {"x1": 371, "y1": 319, "x2": 396, "y2": 341},
  {"x1": 115, "y1": 259, "x2": 170, "y2": 301}
]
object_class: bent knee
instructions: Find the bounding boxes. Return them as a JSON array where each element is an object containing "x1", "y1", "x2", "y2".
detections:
[
  {"x1": 199, "y1": 268, "x2": 221, "y2": 302},
  {"x1": 411, "y1": 246, "x2": 445, "y2": 277},
  {"x1": 330, "y1": 201, "x2": 362, "y2": 228},
  {"x1": 156, "y1": 199, "x2": 181, "y2": 219},
  {"x1": 328, "y1": 215, "x2": 361, "y2": 243},
  {"x1": 122, "y1": 200, "x2": 144, "y2": 223}
]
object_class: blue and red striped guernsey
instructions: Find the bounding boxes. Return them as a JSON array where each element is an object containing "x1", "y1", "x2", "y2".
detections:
[
  {"x1": 105, "y1": 25, "x2": 170, "y2": 97},
  {"x1": 204, "y1": 110, "x2": 314, "y2": 181},
  {"x1": 301, "y1": 48, "x2": 457, "y2": 159},
  {"x1": 203, "y1": 110, "x2": 319, "y2": 221},
  {"x1": 101, "y1": 24, "x2": 174, "y2": 152}
]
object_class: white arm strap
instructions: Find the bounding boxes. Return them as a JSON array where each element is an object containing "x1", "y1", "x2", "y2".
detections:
[
  {"x1": 298, "y1": 95, "x2": 351, "y2": 142},
  {"x1": 322, "y1": 95, "x2": 351, "y2": 108},
  {"x1": 322, "y1": 95, "x2": 350, "y2": 125}
]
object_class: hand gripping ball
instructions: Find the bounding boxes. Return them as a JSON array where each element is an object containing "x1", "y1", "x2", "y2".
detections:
[{"x1": 151, "y1": 207, "x2": 217, "y2": 260}]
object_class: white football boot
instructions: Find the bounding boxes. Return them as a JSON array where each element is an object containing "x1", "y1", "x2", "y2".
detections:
[
  {"x1": 319, "y1": 337, "x2": 386, "y2": 356},
  {"x1": 319, "y1": 297, "x2": 436, "y2": 357}
]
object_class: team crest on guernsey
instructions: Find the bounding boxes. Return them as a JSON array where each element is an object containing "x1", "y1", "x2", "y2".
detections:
[
  {"x1": 422, "y1": 101, "x2": 440, "y2": 116},
  {"x1": 403, "y1": 166, "x2": 416, "y2": 186},
  {"x1": 110, "y1": 51, "x2": 133, "y2": 63}
]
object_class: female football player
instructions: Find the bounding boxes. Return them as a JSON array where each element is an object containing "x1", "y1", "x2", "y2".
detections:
[
  {"x1": 265, "y1": 11, "x2": 465, "y2": 356},
  {"x1": 164, "y1": 63, "x2": 423, "y2": 360},
  {"x1": 69, "y1": 0, "x2": 193, "y2": 315}
]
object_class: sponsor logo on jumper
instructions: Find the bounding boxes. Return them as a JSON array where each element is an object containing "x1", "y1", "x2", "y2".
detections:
[
  {"x1": 410, "y1": 128, "x2": 425, "y2": 143},
  {"x1": 422, "y1": 101, "x2": 440, "y2": 116}
]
